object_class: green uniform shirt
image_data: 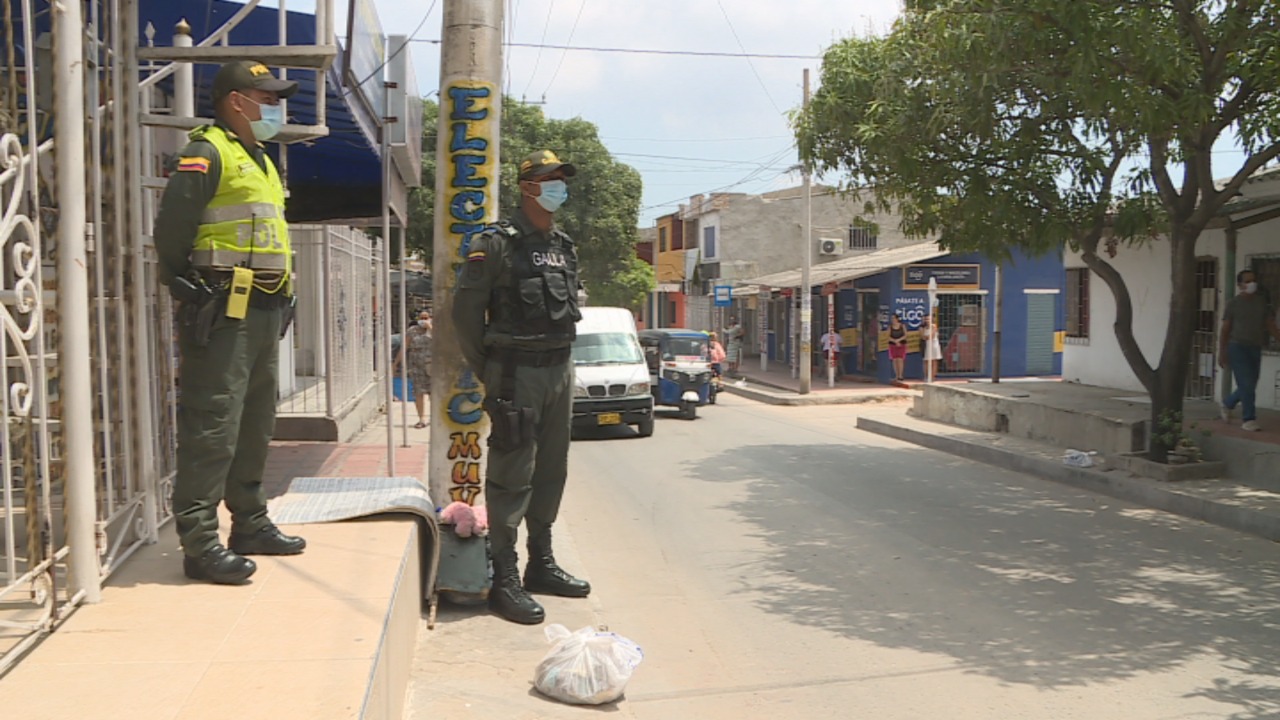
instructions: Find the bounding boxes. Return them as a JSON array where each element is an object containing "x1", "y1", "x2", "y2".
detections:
[
  {"x1": 1224, "y1": 293, "x2": 1275, "y2": 347},
  {"x1": 452, "y1": 209, "x2": 578, "y2": 373},
  {"x1": 154, "y1": 123, "x2": 270, "y2": 286}
]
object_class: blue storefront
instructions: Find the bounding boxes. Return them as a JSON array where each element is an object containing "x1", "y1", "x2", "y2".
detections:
[{"x1": 831, "y1": 248, "x2": 1065, "y2": 383}]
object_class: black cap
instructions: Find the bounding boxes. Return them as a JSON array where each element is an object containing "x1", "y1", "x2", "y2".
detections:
[
  {"x1": 212, "y1": 60, "x2": 299, "y2": 104},
  {"x1": 518, "y1": 150, "x2": 577, "y2": 180}
]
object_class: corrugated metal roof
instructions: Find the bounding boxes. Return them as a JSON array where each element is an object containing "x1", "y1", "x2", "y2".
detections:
[{"x1": 738, "y1": 242, "x2": 949, "y2": 288}]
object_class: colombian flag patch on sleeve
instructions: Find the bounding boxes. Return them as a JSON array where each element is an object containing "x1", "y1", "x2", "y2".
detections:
[
  {"x1": 177, "y1": 156, "x2": 210, "y2": 173},
  {"x1": 467, "y1": 250, "x2": 486, "y2": 262}
]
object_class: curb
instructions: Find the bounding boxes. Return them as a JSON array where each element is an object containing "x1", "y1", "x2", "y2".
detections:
[
  {"x1": 723, "y1": 384, "x2": 915, "y2": 407},
  {"x1": 856, "y1": 416, "x2": 1280, "y2": 543}
]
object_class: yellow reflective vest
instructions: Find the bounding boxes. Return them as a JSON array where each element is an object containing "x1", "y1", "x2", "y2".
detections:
[{"x1": 190, "y1": 125, "x2": 290, "y2": 292}]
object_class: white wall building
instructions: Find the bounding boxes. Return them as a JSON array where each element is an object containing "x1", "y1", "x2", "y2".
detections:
[{"x1": 1063, "y1": 169, "x2": 1280, "y2": 410}]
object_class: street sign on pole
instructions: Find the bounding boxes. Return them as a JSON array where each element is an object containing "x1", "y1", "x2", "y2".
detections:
[{"x1": 713, "y1": 284, "x2": 732, "y2": 307}]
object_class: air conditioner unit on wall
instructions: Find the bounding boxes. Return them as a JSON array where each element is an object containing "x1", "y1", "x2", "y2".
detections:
[{"x1": 819, "y1": 238, "x2": 844, "y2": 256}]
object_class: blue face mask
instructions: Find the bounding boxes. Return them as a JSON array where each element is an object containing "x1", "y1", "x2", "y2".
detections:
[
  {"x1": 238, "y1": 93, "x2": 284, "y2": 141},
  {"x1": 535, "y1": 179, "x2": 569, "y2": 213}
]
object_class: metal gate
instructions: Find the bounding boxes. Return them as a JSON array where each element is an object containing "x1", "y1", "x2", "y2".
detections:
[
  {"x1": 1025, "y1": 294, "x2": 1056, "y2": 376},
  {"x1": 1186, "y1": 258, "x2": 1218, "y2": 400},
  {"x1": 937, "y1": 294, "x2": 986, "y2": 375}
]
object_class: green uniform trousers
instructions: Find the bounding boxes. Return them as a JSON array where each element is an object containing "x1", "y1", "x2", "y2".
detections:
[
  {"x1": 483, "y1": 357, "x2": 574, "y2": 558},
  {"x1": 173, "y1": 305, "x2": 281, "y2": 556}
]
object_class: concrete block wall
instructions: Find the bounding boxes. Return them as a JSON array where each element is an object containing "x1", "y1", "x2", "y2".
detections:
[{"x1": 913, "y1": 384, "x2": 1146, "y2": 456}]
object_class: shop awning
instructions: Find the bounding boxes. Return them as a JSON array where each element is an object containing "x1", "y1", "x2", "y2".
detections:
[
  {"x1": 739, "y1": 242, "x2": 948, "y2": 289},
  {"x1": 135, "y1": 0, "x2": 385, "y2": 222}
]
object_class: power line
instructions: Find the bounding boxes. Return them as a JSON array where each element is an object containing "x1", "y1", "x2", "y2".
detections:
[
  {"x1": 603, "y1": 133, "x2": 792, "y2": 143},
  {"x1": 352, "y1": 0, "x2": 439, "y2": 90},
  {"x1": 640, "y1": 146, "x2": 796, "y2": 212},
  {"x1": 522, "y1": 0, "x2": 556, "y2": 99},
  {"x1": 716, "y1": 0, "x2": 783, "y2": 115},
  {"x1": 410, "y1": 38, "x2": 820, "y2": 60},
  {"x1": 543, "y1": 0, "x2": 586, "y2": 98}
]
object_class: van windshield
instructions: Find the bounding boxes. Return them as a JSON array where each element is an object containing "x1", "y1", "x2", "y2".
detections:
[{"x1": 572, "y1": 332, "x2": 645, "y2": 366}]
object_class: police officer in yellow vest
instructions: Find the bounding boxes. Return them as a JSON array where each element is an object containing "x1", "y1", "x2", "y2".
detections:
[{"x1": 154, "y1": 60, "x2": 306, "y2": 585}]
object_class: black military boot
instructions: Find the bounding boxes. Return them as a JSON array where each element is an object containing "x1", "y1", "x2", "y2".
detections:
[
  {"x1": 183, "y1": 545, "x2": 257, "y2": 585},
  {"x1": 228, "y1": 525, "x2": 307, "y2": 556},
  {"x1": 524, "y1": 529, "x2": 591, "y2": 598},
  {"x1": 490, "y1": 550, "x2": 545, "y2": 625}
]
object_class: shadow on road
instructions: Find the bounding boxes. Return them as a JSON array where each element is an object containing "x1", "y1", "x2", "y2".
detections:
[{"x1": 685, "y1": 442, "x2": 1280, "y2": 718}]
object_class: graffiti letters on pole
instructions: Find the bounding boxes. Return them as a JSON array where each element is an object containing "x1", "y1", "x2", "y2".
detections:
[{"x1": 441, "y1": 81, "x2": 497, "y2": 505}]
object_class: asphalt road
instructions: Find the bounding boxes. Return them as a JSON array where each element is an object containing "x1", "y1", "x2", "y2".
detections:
[{"x1": 406, "y1": 395, "x2": 1280, "y2": 720}]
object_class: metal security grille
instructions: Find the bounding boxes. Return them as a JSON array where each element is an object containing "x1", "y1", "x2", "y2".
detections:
[
  {"x1": 1186, "y1": 258, "x2": 1218, "y2": 400},
  {"x1": 937, "y1": 294, "x2": 986, "y2": 375},
  {"x1": 1025, "y1": 294, "x2": 1056, "y2": 376}
]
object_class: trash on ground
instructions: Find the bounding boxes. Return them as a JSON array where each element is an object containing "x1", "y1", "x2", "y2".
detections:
[
  {"x1": 1062, "y1": 449, "x2": 1098, "y2": 468},
  {"x1": 533, "y1": 624, "x2": 643, "y2": 706}
]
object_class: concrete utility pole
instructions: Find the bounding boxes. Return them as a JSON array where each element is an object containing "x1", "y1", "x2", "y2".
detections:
[
  {"x1": 430, "y1": 0, "x2": 503, "y2": 599},
  {"x1": 55, "y1": 0, "x2": 101, "y2": 603},
  {"x1": 992, "y1": 263, "x2": 1003, "y2": 383},
  {"x1": 799, "y1": 68, "x2": 813, "y2": 394}
]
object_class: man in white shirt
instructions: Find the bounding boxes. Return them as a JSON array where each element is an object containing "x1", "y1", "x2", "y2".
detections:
[{"x1": 819, "y1": 330, "x2": 842, "y2": 378}]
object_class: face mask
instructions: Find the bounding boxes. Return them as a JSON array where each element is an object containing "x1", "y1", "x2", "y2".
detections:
[
  {"x1": 535, "y1": 179, "x2": 569, "y2": 212},
  {"x1": 418, "y1": 319, "x2": 430, "y2": 328},
  {"x1": 1244, "y1": 282, "x2": 1258, "y2": 294},
  {"x1": 237, "y1": 93, "x2": 284, "y2": 141}
]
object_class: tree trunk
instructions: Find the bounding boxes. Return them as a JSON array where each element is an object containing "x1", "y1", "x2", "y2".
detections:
[{"x1": 1147, "y1": 227, "x2": 1201, "y2": 462}]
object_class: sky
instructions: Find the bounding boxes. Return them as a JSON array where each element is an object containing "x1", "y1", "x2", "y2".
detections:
[
  {"x1": 265, "y1": 0, "x2": 1255, "y2": 227},
  {"x1": 296, "y1": 0, "x2": 905, "y2": 226}
]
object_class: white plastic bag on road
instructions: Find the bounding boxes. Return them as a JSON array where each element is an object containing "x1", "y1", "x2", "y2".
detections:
[
  {"x1": 533, "y1": 624, "x2": 644, "y2": 705},
  {"x1": 1063, "y1": 449, "x2": 1097, "y2": 468}
]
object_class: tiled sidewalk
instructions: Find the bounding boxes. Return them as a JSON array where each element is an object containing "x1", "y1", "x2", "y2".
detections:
[{"x1": 263, "y1": 402, "x2": 429, "y2": 497}]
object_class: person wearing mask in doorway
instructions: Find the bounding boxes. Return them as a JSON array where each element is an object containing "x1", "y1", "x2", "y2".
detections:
[
  {"x1": 452, "y1": 150, "x2": 590, "y2": 624},
  {"x1": 1219, "y1": 269, "x2": 1280, "y2": 431},
  {"x1": 154, "y1": 60, "x2": 306, "y2": 585}
]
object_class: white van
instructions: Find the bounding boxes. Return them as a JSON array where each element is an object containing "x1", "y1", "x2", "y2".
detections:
[{"x1": 571, "y1": 307, "x2": 655, "y2": 437}]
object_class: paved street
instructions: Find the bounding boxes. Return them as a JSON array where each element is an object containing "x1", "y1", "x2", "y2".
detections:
[{"x1": 406, "y1": 395, "x2": 1280, "y2": 719}]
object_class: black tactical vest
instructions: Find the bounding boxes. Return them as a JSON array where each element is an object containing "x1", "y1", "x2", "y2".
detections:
[{"x1": 490, "y1": 222, "x2": 582, "y2": 343}]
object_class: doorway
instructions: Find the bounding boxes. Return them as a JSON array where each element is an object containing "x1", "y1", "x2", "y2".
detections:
[
  {"x1": 858, "y1": 291, "x2": 880, "y2": 374},
  {"x1": 1186, "y1": 257, "x2": 1218, "y2": 400},
  {"x1": 1025, "y1": 293, "x2": 1056, "y2": 376},
  {"x1": 937, "y1": 293, "x2": 986, "y2": 375}
]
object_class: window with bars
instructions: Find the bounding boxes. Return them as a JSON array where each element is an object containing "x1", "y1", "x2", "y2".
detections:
[
  {"x1": 1066, "y1": 268, "x2": 1090, "y2": 338},
  {"x1": 1250, "y1": 256, "x2": 1280, "y2": 351},
  {"x1": 847, "y1": 224, "x2": 878, "y2": 250},
  {"x1": 659, "y1": 227, "x2": 668, "y2": 252}
]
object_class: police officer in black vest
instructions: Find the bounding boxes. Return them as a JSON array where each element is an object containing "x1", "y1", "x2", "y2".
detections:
[{"x1": 452, "y1": 150, "x2": 590, "y2": 624}]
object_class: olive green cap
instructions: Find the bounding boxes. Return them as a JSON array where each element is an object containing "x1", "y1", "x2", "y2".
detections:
[{"x1": 212, "y1": 60, "x2": 299, "y2": 104}]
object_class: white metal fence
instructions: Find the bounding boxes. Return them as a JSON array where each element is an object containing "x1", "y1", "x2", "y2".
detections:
[{"x1": 281, "y1": 225, "x2": 381, "y2": 419}]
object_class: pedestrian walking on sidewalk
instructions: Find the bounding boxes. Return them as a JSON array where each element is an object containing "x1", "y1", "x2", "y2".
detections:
[
  {"x1": 922, "y1": 315, "x2": 943, "y2": 379},
  {"x1": 395, "y1": 310, "x2": 433, "y2": 428},
  {"x1": 1219, "y1": 269, "x2": 1280, "y2": 431},
  {"x1": 820, "y1": 328, "x2": 843, "y2": 378},
  {"x1": 724, "y1": 317, "x2": 745, "y2": 376},
  {"x1": 887, "y1": 313, "x2": 907, "y2": 382},
  {"x1": 155, "y1": 61, "x2": 307, "y2": 585},
  {"x1": 452, "y1": 150, "x2": 591, "y2": 625}
]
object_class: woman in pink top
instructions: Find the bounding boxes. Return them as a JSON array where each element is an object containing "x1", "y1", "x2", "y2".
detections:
[{"x1": 708, "y1": 331, "x2": 727, "y2": 371}]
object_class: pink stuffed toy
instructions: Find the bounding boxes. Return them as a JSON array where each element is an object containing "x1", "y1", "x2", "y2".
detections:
[{"x1": 439, "y1": 502, "x2": 489, "y2": 538}]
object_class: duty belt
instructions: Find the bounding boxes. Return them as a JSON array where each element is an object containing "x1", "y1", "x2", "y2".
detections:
[{"x1": 492, "y1": 347, "x2": 571, "y2": 368}]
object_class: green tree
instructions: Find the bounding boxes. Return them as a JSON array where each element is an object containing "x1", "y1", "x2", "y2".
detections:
[
  {"x1": 407, "y1": 99, "x2": 651, "y2": 310},
  {"x1": 797, "y1": 0, "x2": 1280, "y2": 461}
]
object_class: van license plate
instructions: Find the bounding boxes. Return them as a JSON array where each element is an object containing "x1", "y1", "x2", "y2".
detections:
[{"x1": 597, "y1": 413, "x2": 622, "y2": 426}]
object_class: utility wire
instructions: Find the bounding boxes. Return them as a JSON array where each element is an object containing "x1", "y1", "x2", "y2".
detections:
[
  {"x1": 542, "y1": 0, "x2": 586, "y2": 98},
  {"x1": 522, "y1": 0, "x2": 555, "y2": 99},
  {"x1": 410, "y1": 38, "x2": 819, "y2": 60},
  {"x1": 347, "y1": 0, "x2": 439, "y2": 99},
  {"x1": 716, "y1": 0, "x2": 783, "y2": 115}
]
